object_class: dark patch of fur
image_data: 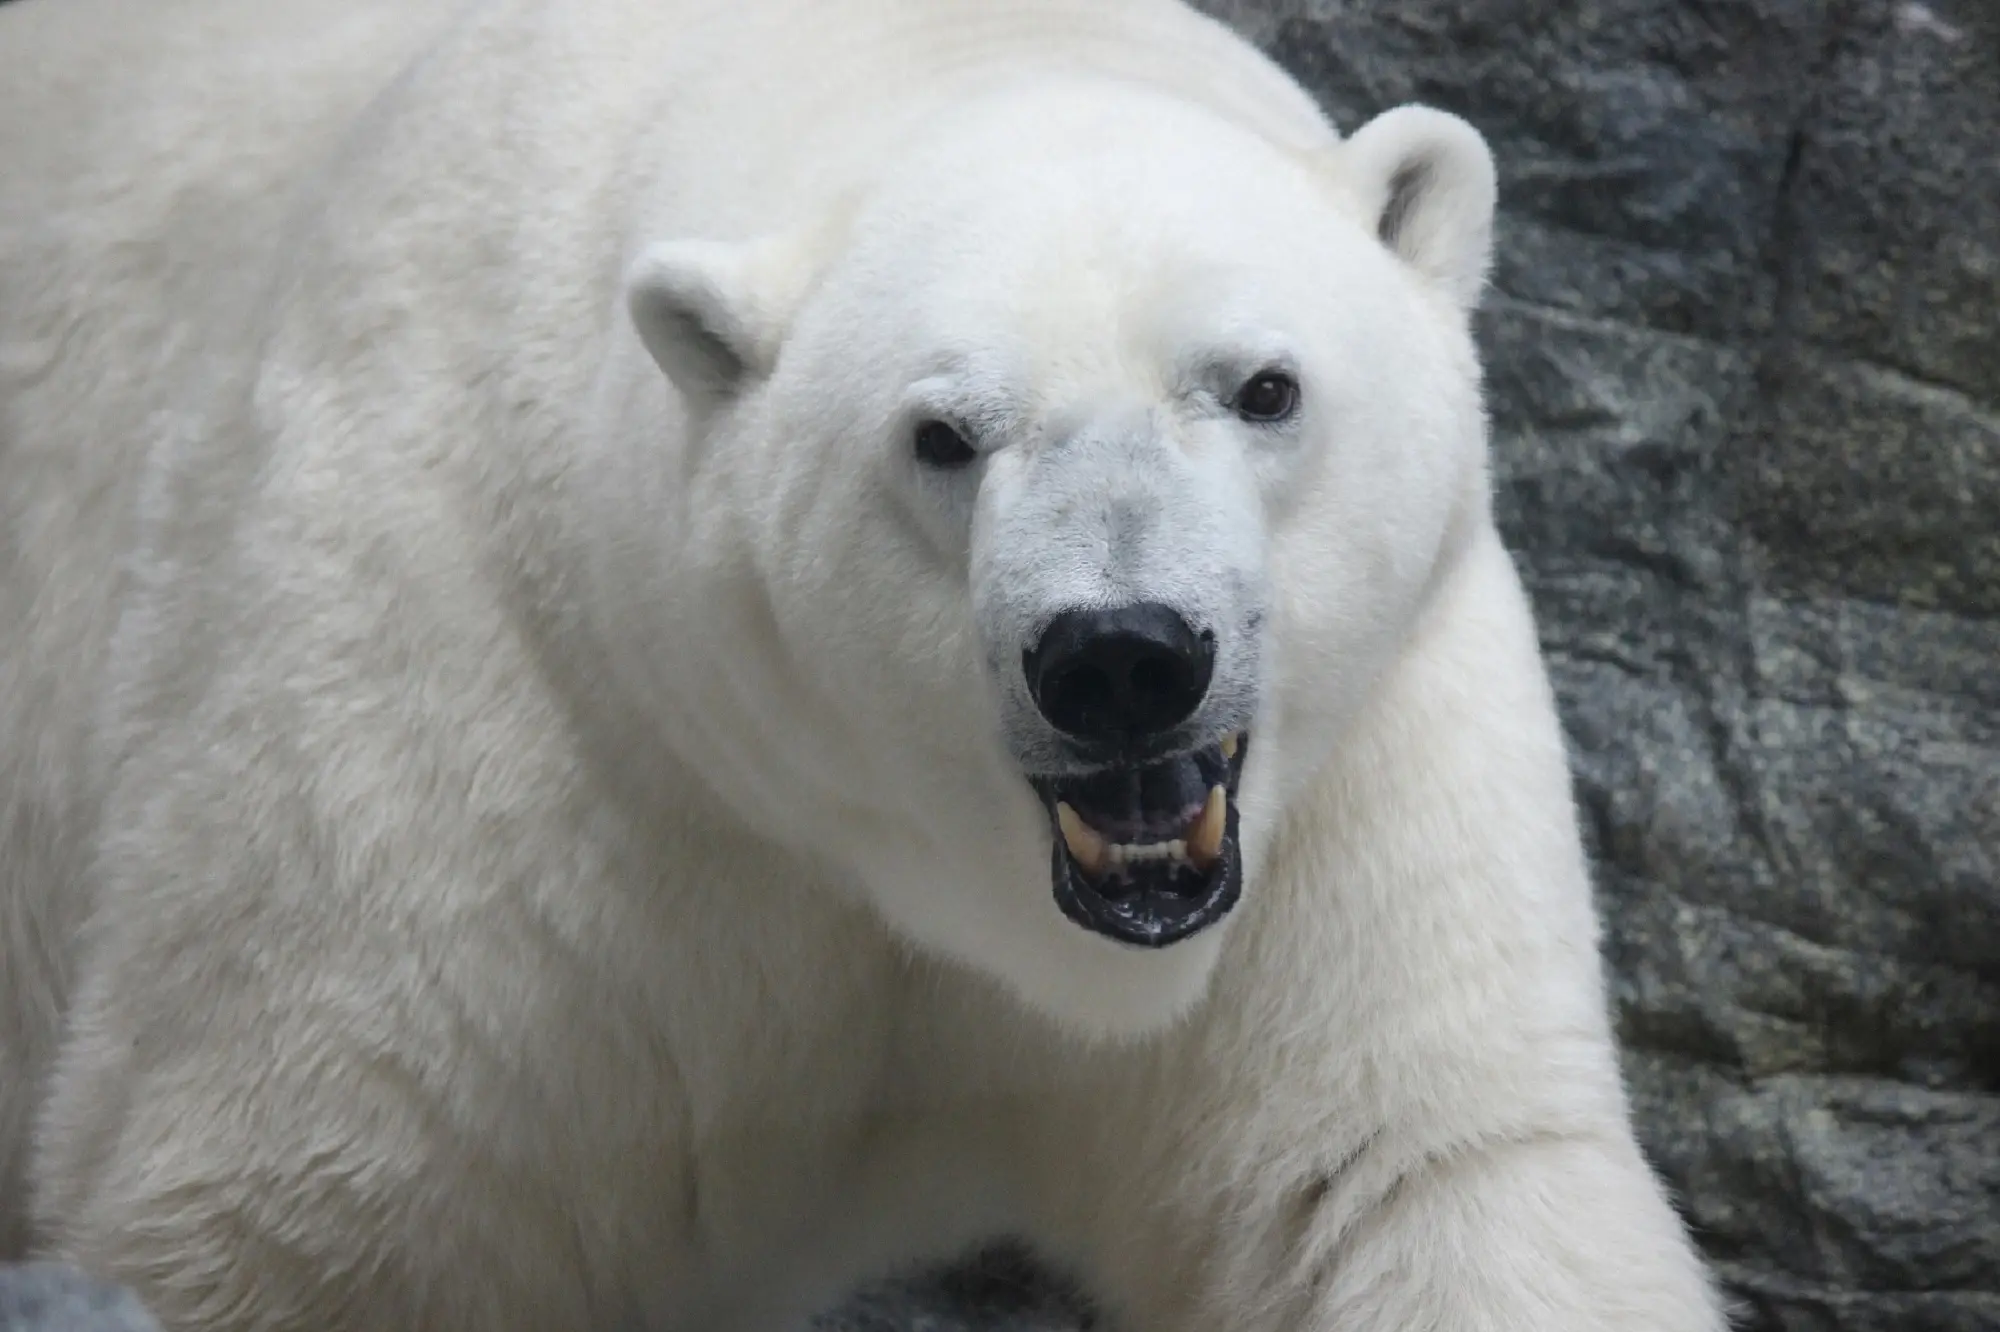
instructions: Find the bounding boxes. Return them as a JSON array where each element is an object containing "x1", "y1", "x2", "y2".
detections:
[{"x1": 1378, "y1": 158, "x2": 1435, "y2": 252}]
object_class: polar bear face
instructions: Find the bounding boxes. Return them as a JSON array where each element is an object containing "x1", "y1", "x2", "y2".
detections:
[{"x1": 613, "y1": 86, "x2": 1496, "y2": 1038}]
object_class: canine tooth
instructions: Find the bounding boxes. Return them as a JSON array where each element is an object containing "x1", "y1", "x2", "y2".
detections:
[
  {"x1": 1221, "y1": 733, "x2": 1240, "y2": 760},
  {"x1": 1187, "y1": 785, "x2": 1227, "y2": 869},
  {"x1": 1056, "y1": 803, "x2": 1110, "y2": 878}
]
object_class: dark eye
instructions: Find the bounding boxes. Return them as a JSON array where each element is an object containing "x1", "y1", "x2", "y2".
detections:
[
  {"x1": 1234, "y1": 370, "x2": 1300, "y2": 423},
  {"x1": 913, "y1": 419, "x2": 977, "y2": 468}
]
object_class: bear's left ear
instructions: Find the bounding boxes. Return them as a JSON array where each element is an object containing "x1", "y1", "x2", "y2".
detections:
[
  {"x1": 624, "y1": 233, "x2": 819, "y2": 412},
  {"x1": 1339, "y1": 106, "x2": 1497, "y2": 311}
]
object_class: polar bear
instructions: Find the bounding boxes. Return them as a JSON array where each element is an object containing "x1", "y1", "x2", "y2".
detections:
[{"x1": 0, "y1": 0, "x2": 1726, "y2": 1328}]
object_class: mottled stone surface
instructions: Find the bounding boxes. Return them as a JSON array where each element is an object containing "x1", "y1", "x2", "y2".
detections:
[
  {"x1": 0, "y1": 1266, "x2": 160, "y2": 1332},
  {"x1": 813, "y1": 1246, "x2": 1097, "y2": 1332}
]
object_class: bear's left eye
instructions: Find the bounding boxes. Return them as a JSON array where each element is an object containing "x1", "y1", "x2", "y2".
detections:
[
  {"x1": 1233, "y1": 370, "x2": 1300, "y2": 424},
  {"x1": 913, "y1": 419, "x2": 977, "y2": 469}
]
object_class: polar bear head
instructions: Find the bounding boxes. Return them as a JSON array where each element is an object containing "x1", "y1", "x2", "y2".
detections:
[{"x1": 602, "y1": 85, "x2": 1496, "y2": 1039}]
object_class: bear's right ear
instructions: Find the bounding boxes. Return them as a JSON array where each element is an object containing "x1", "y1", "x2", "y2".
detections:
[
  {"x1": 624, "y1": 235, "x2": 816, "y2": 411},
  {"x1": 1338, "y1": 105, "x2": 1498, "y2": 312}
]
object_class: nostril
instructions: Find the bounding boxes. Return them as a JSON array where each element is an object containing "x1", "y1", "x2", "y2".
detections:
[
  {"x1": 1043, "y1": 663, "x2": 1115, "y2": 734},
  {"x1": 1128, "y1": 656, "x2": 1185, "y2": 702},
  {"x1": 1026, "y1": 603, "x2": 1215, "y2": 744}
]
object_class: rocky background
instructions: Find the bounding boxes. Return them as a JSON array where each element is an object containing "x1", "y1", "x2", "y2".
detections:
[
  {"x1": 2, "y1": 1, "x2": 1993, "y2": 1330},
  {"x1": 816, "y1": 1, "x2": 2000, "y2": 1330}
]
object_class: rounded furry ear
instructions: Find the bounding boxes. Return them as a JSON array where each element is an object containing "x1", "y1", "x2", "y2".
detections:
[
  {"x1": 624, "y1": 234, "x2": 816, "y2": 411},
  {"x1": 1340, "y1": 106, "x2": 1497, "y2": 311}
]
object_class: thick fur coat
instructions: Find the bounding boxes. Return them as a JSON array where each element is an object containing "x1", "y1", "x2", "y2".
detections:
[{"x1": 0, "y1": 1, "x2": 1726, "y2": 1328}]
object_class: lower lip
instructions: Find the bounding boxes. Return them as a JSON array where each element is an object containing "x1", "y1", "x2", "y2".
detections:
[{"x1": 1047, "y1": 797, "x2": 1242, "y2": 948}]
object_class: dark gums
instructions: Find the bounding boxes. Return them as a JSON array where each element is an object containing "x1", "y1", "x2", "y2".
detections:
[
  {"x1": 1034, "y1": 733, "x2": 1250, "y2": 948},
  {"x1": 1048, "y1": 799, "x2": 1242, "y2": 948}
]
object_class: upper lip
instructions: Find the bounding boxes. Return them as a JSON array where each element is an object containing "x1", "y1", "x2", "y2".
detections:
[
  {"x1": 1027, "y1": 729, "x2": 1243, "y2": 790},
  {"x1": 1027, "y1": 726, "x2": 1237, "y2": 778}
]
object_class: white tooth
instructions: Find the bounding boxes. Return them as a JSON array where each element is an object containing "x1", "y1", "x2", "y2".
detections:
[
  {"x1": 1110, "y1": 839, "x2": 1195, "y2": 865},
  {"x1": 1057, "y1": 803, "x2": 1110, "y2": 878},
  {"x1": 1186, "y1": 785, "x2": 1227, "y2": 870},
  {"x1": 1221, "y1": 733, "x2": 1240, "y2": 760}
]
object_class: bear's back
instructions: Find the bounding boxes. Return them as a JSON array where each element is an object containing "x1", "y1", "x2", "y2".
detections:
[{"x1": 0, "y1": 0, "x2": 462, "y2": 1255}]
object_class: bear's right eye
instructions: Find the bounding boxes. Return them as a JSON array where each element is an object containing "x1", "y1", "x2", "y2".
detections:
[{"x1": 913, "y1": 419, "x2": 977, "y2": 469}]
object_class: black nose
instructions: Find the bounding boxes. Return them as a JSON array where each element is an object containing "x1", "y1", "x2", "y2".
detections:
[{"x1": 1025, "y1": 603, "x2": 1215, "y2": 744}]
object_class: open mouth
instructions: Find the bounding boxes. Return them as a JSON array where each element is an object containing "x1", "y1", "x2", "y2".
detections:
[{"x1": 1029, "y1": 733, "x2": 1247, "y2": 948}]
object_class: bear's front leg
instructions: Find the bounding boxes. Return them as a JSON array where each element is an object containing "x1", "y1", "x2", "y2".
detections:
[
  {"x1": 23, "y1": 755, "x2": 713, "y2": 1332},
  {"x1": 29, "y1": 936, "x2": 622, "y2": 1332},
  {"x1": 1204, "y1": 1132, "x2": 1719, "y2": 1331},
  {"x1": 1271, "y1": 1129, "x2": 1726, "y2": 1331},
  {"x1": 1028, "y1": 1070, "x2": 1725, "y2": 1332}
]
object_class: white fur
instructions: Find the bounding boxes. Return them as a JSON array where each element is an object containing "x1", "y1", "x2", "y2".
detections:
[{"x1": 0, "y1": 0, "x2": 1725, "y2": 1328}]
